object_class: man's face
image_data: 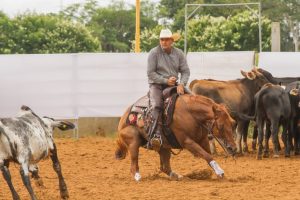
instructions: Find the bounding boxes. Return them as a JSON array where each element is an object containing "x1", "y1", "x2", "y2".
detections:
[{"x1": 160, "y1": 38, "x2": 173, "y2": 51}]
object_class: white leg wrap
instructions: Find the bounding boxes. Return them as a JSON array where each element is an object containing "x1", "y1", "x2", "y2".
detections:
[
  {"x1": 134, "y1": 172, "x2": 141, "y2": 181},
  {"x1": 209, "y1": 160, "x2": 224, "y2": 177}
]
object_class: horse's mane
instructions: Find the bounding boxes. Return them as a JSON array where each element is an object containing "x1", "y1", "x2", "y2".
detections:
[{"x1": 185, "y1": 95, "x2": 232, "y2": 117}]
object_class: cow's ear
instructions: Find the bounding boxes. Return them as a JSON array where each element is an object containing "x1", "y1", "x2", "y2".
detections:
[
  {"x1": 252, "y1": 68, "x2": 264, "y2": 77},
  {"x1": 247, "y1": 71, "x2": 256, "y2": 80},
  {"x1": 240, "y1": 70, "x2": 247, "y2": 78},
  {"x1": 57, "y1": 121, "x2": 75, "y2": 131}
]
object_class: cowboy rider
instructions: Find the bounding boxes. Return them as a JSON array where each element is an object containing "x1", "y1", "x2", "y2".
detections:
[{"x1": 147, "y1": 28, "x2": 190, "y2": 151}]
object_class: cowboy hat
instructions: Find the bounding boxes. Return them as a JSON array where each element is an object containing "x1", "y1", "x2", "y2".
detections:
[{"x1": 159, "y1": 28, "x2": 181, "y2": 41}]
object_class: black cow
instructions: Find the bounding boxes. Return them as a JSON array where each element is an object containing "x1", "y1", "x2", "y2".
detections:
[
  {"x1": 239, "y1": 84, "x2": 291, "y2": 159},
  {"x1": 285, "y1": 81, "x2": 300, "y2": 154},
  {"x1": 251, "y1": 68, "x2": 300, "y2": 150},
  {"x1": 189, "y1": 68, "x2": 270, "y2": 154},
  {"x1": 257, "y1": 68, "x2": 300, "y2": 86}
]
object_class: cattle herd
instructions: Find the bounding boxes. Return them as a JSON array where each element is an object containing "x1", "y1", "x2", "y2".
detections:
[
  {"x1": 1, "y1": 67, "x2": 300, "y2": 200},
  {"x1": 190, "y1": 67, "x2": 300, "y2": 159}
]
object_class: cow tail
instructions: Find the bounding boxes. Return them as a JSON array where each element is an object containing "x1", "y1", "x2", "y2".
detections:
[
  {"x1": 115, "y1": 135, "x2": 128, "y2": 160},
  {"x1": 238, "y1": 113, "x2": 255, "y2": 121},
  {"x1": 239, "y1": 90, "x2": 263, "y2": 121}
]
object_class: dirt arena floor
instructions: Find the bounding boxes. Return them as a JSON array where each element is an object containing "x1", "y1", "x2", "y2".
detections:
[{"x1": 1, "y1": 137, "x2": 300, "y2": 200}]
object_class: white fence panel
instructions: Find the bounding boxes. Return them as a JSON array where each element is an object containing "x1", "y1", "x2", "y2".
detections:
[
  {"x1": 0, "y1": 54, "x2": 76, "y2": 118},
  {"x1": 188, "y1": 51, "x2": 255, "y2": 81},
  {"x1": 258, "y1": 52, "x2": 300, "y2": 76},
  {"x1": 76, "y1": 53, "x2": 148, "y2": 117},
  {"x1": 0, "y1": 52, "x2": 255, "y2": 118}
]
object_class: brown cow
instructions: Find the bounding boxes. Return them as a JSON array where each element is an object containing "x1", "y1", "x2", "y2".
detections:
[{"x1": 189, "y1": 68, "x2": 270, "y2": 154}]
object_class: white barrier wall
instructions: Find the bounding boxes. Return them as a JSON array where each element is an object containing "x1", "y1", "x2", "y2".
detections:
[
  {"x1": 76, "y1": 53, "x2": 149, "y2": 117},
  {"x1": 0, "y1": 52, "x2": 255, "y2": 118},
  {"x1": 188, "y1": 51, "x2": 255, "y2": 80},
  {"x1": 258, "y1": 52, "x2": 300, "y2": 76},
  {"x1": 0, "y1": 54, "x2": 76, "y2": 119}
]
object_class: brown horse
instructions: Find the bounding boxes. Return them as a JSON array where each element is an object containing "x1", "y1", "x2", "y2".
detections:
[{"x1": 115, "y1": 94, "x2": 237, "y2": 181}]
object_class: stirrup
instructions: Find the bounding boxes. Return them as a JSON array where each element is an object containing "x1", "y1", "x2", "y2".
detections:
[{"x1": 151, "y1": 135, "x2": 162, "y2": 151}]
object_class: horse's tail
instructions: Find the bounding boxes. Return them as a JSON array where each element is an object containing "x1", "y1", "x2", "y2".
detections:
[{"x1": 115, "y1": 135, "x2": 128, "y2": 160}]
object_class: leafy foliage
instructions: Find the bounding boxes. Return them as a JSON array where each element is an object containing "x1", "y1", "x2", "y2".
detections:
[
  {"x1": 61, "y1": 0, "x2": 157, "y2": 52},
  {"x1": 158, "y1": 0, "x2": 299, "y2": 51},
  {"x1": 1, "y1": 0, "x2": 299, "y2": 53},
  {"x1": 0, "y1": 13, "x2": 100, "y2": 54},
  {"x1": 138, "y1": 11, "x2": 271, "y2": 52}
]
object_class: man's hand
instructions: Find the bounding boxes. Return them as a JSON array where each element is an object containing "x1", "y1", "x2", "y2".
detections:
[
  {"x1": 177, "y1": 84, "x2": 185, "y2": 95},
  {"x1": 167, "y1": 77, "x2": 177, "y2": 86}
]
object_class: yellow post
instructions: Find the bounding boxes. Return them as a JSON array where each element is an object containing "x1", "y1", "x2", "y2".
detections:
[{"x1": 135, "y1": 0, "x2": 141, "y2": 53}]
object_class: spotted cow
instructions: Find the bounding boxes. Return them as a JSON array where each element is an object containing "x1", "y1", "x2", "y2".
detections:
[{"x1": 0, "y1": 105, "x2": 74, "y2": 200}]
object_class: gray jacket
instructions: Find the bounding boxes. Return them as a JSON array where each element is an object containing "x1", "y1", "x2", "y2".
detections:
[{"x1": 147, "y1": 45, "x2": 190, "y2": 86}]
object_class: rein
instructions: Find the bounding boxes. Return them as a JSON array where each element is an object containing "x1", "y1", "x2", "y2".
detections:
[{"x1": 200, "y1": 119, "x2": 228, "y2": 154}]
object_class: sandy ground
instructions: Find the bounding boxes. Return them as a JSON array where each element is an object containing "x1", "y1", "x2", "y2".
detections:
[{"x1": 1, "y1": 137, "x2": 300, "y2": 200}]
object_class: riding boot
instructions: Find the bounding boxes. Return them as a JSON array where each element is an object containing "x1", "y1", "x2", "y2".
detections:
[
  {"x1": 151, "y1": 115, "x2": 163, "y2": 151},
  {"x1": 148, "y1": 109, "x2": 162, "y2": 151}
]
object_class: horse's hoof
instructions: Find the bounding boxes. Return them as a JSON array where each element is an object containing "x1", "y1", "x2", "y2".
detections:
[
  {"x1": 235, "y1": 152, "x2": 244, "y2": 157},
  {"x1": 12, "y1": 194, "x2": 21, "y2": 200},
  {"x1": 169, "y1": 171, "x2": 183, "y2": 181},
  {"x1": 273, "y1": 154, "x2": 280, "y2": 158},
  {"x1": 243, "y1": 147, "x2": 249, "y2": 153},
  {"x1": 134, "y1": 172, "x2": 141, "y2": 181},
  {"x1": 61, "y1": 192, "x2": 69, "y2": 200},
  {"x1": 217, "y1": 173, "x2": 224, "y2": 179},
  {"x1": 285, "y1": 154, "x2": 290, "y2": 158},
  {"x1": 263, "y1": 152, "x2": 269, "y2": 158},
  {"x1": 34, "y1": 178, "x2": 45, "y2": 188},
  {"x1": 256, "y1": 155, "x2": 262, "y2": 160},
  {"x1": 252, "y1": 143, "x2": 257, "y2": 151}
]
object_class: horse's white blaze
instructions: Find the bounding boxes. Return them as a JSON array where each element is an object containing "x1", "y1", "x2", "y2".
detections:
[
  {"x1": 209, "y1": 160, "x2": 224, "y2": 176},
  {"x1": 134, "y1": 172, "x2": 141, "y2": 181}
]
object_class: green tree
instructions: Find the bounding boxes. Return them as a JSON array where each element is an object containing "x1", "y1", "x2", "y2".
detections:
[
  {"x1": 138, "y1": 11, "x2": 271, "y2": 52},
  {"x1": 60, "y1": 0, "x2": 98, "y2": 24},
  {"x1": 159, "y1": 0, "x2": 300, "y2": 51},
  {"x1": 61, "y1": 0, "x2": 157, "y2": 52},
  {"x1": 0, "y1": 13, "x2": 100, "y2": 54},
  {"x1": 133, "y1": 25, "x2": 163, "y2": 52},
  {"x1": 261, "y1": 0, "x2": 300, "y2": 51},
  {"x1": 187, "y1": 11, "x2": 271, "y2": 51},
  {"x1": 0, "y1": 12, "x2": 17, "y2": 53}
]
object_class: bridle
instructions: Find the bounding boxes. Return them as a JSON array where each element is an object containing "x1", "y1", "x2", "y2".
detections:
[{"x1": 200, "y1": 119, "x2": 228, "y2": 154}]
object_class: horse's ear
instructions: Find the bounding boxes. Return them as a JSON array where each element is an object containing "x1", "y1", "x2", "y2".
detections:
[{"x1": 212, "y1": 105, "x2": 221, "y2": 119}]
